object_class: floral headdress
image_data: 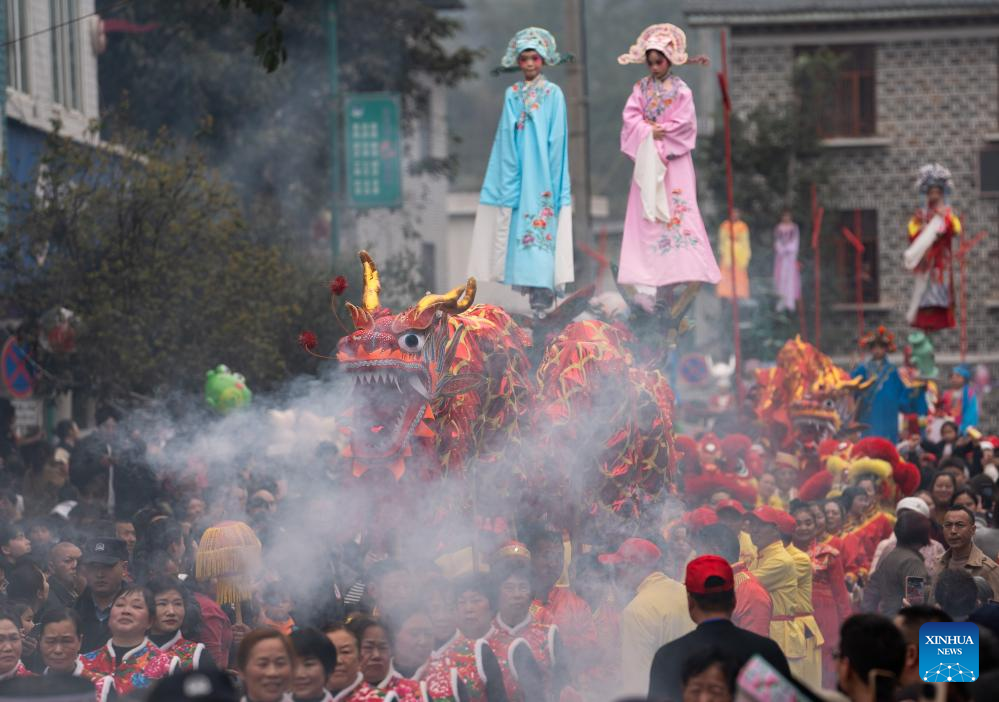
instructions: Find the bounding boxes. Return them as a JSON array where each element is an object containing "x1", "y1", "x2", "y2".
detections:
[
  {"x1": 495, "y1": 27, "x2": 572, "y2": 74},
  {"x1": 914, "y1": 163, "x2": 954, "y2": 196},
  {"x1": 617, "y1": 23, "x2": 709, "y2": 67},
  {"x1": 859, "y1": 325, "x2": 897, "y2": 352}
]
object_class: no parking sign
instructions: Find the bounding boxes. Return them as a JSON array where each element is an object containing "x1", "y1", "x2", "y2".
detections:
[{"x1": 1, "y1": 337, "x2": 36, "y2": 399}]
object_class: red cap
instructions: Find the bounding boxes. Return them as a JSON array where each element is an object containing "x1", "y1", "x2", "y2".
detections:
[
  {"x1": 750, "y1": 505, "x2": 796, "y2": 535},
  {"x1": 714, "y1": 499, "x2": 746, "y2": 515},
  {"x1": 685, "y1": 555, "x2": 735, "y2": 594},
  {"x1": 685, "y1": 506, "x2": 719, "y2": 532},
  {"x1": 598, "y1": 538, "x2": 662, "y2": 566}
]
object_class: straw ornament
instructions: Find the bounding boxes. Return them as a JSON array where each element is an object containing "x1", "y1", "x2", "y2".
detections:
[{"x1": 195, "y1": 520, "x2": 262, "y2": 606}]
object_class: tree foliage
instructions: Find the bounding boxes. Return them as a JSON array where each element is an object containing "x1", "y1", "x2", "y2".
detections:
[
  {"x1": 0, "y1": 122, "x2": 320, "y2": 398},
  {"x1": 702, "y1": 49, "x2": 842, "y2": 231},
  {"x1": 102, "y1": 1, "x2": 477, "y2": 246}
]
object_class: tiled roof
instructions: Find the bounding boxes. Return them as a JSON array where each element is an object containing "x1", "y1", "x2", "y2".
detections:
[{"x1": 684, "y1": 1, "x2": 999, "y2": 25}]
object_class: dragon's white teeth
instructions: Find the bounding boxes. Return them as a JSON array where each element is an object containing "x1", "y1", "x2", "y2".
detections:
[{"x1": 408, "y1": 375, "x2": 430, "y2": 399}]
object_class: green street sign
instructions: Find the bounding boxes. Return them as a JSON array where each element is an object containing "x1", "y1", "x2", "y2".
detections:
[{"x1": 344, "y1": 93, "x2": 403, "y2": 208}]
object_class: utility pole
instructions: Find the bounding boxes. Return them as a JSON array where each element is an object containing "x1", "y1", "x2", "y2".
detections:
[
  {"x1": 326, "y1": 0, "x2": 342, "y2": 263},
  {"x1": 562, "y1": 0, "x2": 593, "y2": 284}
]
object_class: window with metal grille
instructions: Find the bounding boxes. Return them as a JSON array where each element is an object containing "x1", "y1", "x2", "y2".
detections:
[
  {"x1": 834, "y1": 209, "x2": 880, "y2": 303},
  {"x1": 6, "y1": 0, "x2": 30, "y2": 94},
  {"x1": 980, "y1": 146, "x2": 999, "y2": 197},
  {"x1": 50, "y1": 0, "x2": 81, "y2": 111},
  {"x1": 796, "y1": 45, "x2": 876, "y2": 138}
]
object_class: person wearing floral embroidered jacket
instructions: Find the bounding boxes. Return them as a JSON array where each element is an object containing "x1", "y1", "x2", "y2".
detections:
[
  {"x1": 78, "y1": 587, "x2": 178, "y2": 700},
  {"x1": 146, "y1": 578, "x2": 215, "y2": 671},
  {"x1": 349, "y1": 616, "x2": 422, "y2": 702},
  {"x1": 323, "y1": 623, "x2": 400, "y2": 702},
  {"x1": 616, "y1": 23, "x2": 720, "y2": 313},
  {"x1": 432, "y1": 574, "x2": 511, "y2": 702},
  {"x1": 485, "y1": 561, "x2": 569, "y2": 702},
  {"x1": 467, "y1": 27, "x2": 574, "y2": 316},
  {"x1": 0, "y1": 608, "x2": 34, "y2": 681}
]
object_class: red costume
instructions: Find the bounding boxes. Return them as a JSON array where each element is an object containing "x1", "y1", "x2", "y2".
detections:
[
  {"x1": 841, "y1": 508, "x2": 895, "y2": 579},
  {"x1": 421, "y1": 632, "x2": 489, "y2": 702},
  {"x1": 906, "y1": 207, "x2": 961, "y2": 331},
  {"x1": 333, "y1": 673, "x2": 399, "y2": 702},
  {"x1": 808, "y1": 540, "x2": 852, "y2": 688},
  {"x1": 731, "y1": 562, "x2": 771, "y2": 637},
  {"x1": 193, "y1": 591, "x2": 232, "y2": 669},
  {"x1": 485, "y1": 614, "x2": 557, "y2": 702},
  {"x1": 377, "y1": 667, "x2": 423, "y2": 702},
  {"x1": 154, "y1": 631, "x2": 208, "y2": 671},
  {"x1": 0, "y1": 661, "x2": 34, "y2": 680},
  {"x1": 531, "y1": 586, "x2": 598, "y2": 677},
  {"x1": 79, "y1": 639, "x2": 177, "y2": 701}
]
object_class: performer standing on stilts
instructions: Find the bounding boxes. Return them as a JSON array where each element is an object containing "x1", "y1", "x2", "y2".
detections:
[
  {"x1": 616, "y1": 24, "x2": 720, "y2": 315},
  {"x1": 904, "y1": 163, "x2": 961, "y2": 332},
  {"x1": 468, "y1": 27, "x2": 574, "y2": 318}
]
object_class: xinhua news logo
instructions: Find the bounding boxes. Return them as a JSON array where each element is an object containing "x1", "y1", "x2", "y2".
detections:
[{"x1": 919, "y1": 622, "x2": 979, "y2": 682}]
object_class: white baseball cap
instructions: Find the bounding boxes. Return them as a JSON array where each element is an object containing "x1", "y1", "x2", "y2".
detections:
[{"x1": 896, "y1": 496, "x2": 930, "y2": 518}]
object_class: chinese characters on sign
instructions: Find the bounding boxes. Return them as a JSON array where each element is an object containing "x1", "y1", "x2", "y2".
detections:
[{"x1": 345, "y1": 93, "x2": 403, "y2": 208}]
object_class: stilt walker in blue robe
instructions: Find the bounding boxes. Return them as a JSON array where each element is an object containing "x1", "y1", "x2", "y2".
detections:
[
  {"x1": 467, "y1": 27, "x2": 574, "y2": 316},
  {"x1": 851, "y1": 326, "x2": 926, "y2": 444}
]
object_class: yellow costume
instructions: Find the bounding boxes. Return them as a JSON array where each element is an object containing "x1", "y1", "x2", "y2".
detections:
[
  {"x1": 619, "y1": 572, "x2": 695, "y2": 697},
  {"x1": 738, "y1": 530, "x2": 758, "y2": 570},
  {"x1": 751, "y1": 542, "x2": 806, "y2": 671},
  {"x1": 786, "y1": 544, "x2": 825, "y2": 688},
  {"x1": 717, "y1": 218, "x2": 750, "y2": 299}
]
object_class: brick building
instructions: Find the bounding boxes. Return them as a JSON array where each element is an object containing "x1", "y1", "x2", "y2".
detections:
[{"x1": 685, "y1": 1, "x2": 999, "y2": 381}]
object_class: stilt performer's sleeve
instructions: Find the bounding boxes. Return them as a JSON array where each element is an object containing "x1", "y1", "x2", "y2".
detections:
[
  {"x1": 620, "y1": 82, "x2": 651, "y2": 160},
  {"x1": 469, "y1": 92, "x2": 521, "y2": 284},
  {"x1": 481, "y1": 93, "x2": 521, "y2": 209},
  {"x1": 659, "y1": 85, "x2": 697, "y2": 160}
]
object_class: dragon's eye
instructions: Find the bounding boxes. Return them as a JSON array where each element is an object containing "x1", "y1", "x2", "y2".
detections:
[
  {"x1": 823, "y1": 399, "x2": 835, "y2": 409},
  {"x1": 397, "y1": 331, "x2": 426, "y2": 353}
]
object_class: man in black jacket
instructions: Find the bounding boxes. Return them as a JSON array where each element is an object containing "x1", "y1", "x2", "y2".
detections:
[
  {"x1": 74, "y1": 537, "x2": 128, "y2": 653},
  {"x1": 647, "y1": 555, "x2": 791, "y2": 702}
]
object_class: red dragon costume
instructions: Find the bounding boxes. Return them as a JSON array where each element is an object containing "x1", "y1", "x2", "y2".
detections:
[{"x1": 321, "y1": 252, "x2": 677, "y2": 540}]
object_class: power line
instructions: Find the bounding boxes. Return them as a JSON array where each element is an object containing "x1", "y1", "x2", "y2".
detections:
[{"x1": 0, "y1": 0, "x2": 133, "y2": 51}]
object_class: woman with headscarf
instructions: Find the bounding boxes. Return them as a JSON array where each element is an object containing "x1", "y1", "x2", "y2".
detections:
[
  {"x1": 467, "y1": 27, "x2": 574, "y2": 317},
  {"x1": 616, "y1": 23, "x2": 720, "y2": 313}
]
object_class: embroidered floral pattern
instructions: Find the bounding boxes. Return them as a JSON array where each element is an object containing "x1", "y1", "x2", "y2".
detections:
[
  {"x1": 520, "y1": 191, "x2": 556, "y2": 253},
  {"x1": 651, "y1": 189, "x2": 700, "y2": 255},
  {"x1": 513, "y1": 78, "x2": 552, "y2": 130},
  {"x1": 422, "y1": 635, "x2": 486, "y2": 702},
  {"x1": 641, "y1": 76, "x2": 682, "y2": 122}
]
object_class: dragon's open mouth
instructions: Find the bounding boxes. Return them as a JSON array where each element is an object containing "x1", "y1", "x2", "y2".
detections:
[
  {"x1": 791, "y1": 405, "x2": 841, "y2": 440},
  {"x1": 345, "y1": 362, "x2": 431, "y2": 459}
]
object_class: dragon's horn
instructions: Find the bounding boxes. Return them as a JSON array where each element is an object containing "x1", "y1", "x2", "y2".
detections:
[
  {"x1": 358, "y1": 250, "x2": 381, "y2": 313},
  {"x1": 345, "y1": 301, "x2": 374, "y2": 330},
  {"x1": 415, "y1": 278, "x2": 477, "y2": 315}
]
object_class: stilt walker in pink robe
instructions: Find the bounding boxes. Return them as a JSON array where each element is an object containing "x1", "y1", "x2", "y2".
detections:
[
  {"x1": 773, "y1": 209, "x2": 802, "y2": 313},
  {"x1": 616, "y1": 24, "x2": 720, "y2": 314}
]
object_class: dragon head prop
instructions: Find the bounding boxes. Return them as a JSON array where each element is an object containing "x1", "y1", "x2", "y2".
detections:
[
  {"x1": 335, "y1": 252, "x2": 475, "y2": 470},
  {"x1": 754, "y1": 337, "x2": 872, "y2": 445},
  {"x1": 334, "y1": 252, "x2": 532, "y2": 478}
]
